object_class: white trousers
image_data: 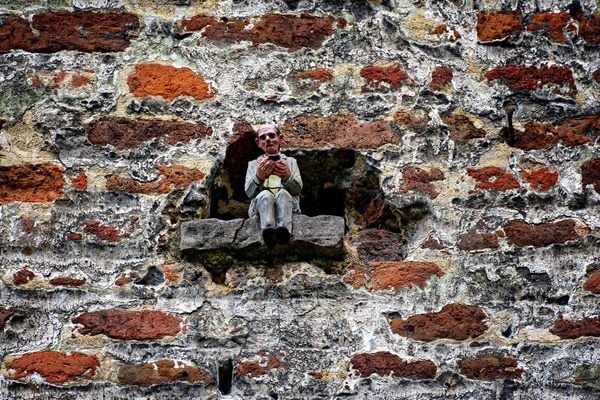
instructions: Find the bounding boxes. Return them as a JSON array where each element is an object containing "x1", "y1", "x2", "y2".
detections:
[{"x1": 255, "y1": 189, "x2": 293, "y2": 232}]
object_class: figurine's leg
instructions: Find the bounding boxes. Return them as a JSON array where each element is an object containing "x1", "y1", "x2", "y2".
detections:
[
  {"x1": 255, "y1": 190, "x2": 276, "y2": 230},
  {"x1": 274, "y1": 190, "x2": 293, "y2": 244},
  {"x1": 256, "y1": 190, "x2": 278, "y2": 247}
]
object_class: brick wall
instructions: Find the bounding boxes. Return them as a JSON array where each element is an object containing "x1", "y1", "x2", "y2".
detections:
[{"x1": 0, "y1": 1, "x2": 598, "y2": 398}]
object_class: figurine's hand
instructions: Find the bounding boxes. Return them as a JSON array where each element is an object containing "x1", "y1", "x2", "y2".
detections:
[
  {"x1": 256, "y1": 158, "x2": 274, "y2": 181},
  {"x1": 273, "y1": 160, "x2": 291, "y2": 180}
]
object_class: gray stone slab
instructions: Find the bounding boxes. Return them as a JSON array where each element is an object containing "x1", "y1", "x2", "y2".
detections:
[
  {"x1": 180, "y1": 214, "x2": 345, "y2": 259},
  {"x1": 291, "y1": 214, "x2": 345, "y2": 248},
  {"x1": 180, "y1": 218, "x2": 244, "y2": 251}
]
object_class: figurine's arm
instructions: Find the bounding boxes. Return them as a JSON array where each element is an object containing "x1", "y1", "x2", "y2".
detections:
[
  {"x1": 282, "y1": 158, "x2": 302, "y2": 196},
  {"x1": 245, "y1": 160, "x2": 264, "y2": 199}
]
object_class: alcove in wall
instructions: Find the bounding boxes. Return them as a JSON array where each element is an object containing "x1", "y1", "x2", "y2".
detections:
[{"x1": 206, "y1": 122, "x2": 430, "y2": 266}]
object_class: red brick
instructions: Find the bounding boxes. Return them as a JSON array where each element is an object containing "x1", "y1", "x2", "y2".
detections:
[
  {"x1": 128, "y1": 64, "x2": 214, "y2": 101},
  {"x1": 0, "y1": 306, "x2": 23, "y2": 330},
  {"x1": 72, "y1": 309, "x2": 182, "y2": 340},
  {"x1": 70, "y1": 172, "x2": 88, "y2": 190},
  {"x1": 581, "y1": 159, "x2": 600, "y2": 193},
  {"x1": 583, "y1": 271, "x2": 600, "y2": 294},
  {"x1": 106, "y1": 165, "x2": 205, "y2": 195},
  {"x1": 353, "y1": 193, "x2": 385, "y2": 227},
  {"x1": 393, "y1": 108, "x2": 429, "y2": 131},
  {"x1": 70, "y1": 73, "x2": 91, "y2": 88},
  {"x1": 575, "y1": 13, "x2": 600, "y2": 45},
  {"x1": 512, "y1": 123, "x2": 559, "y2": 150},
  {"x1": 5, "y1": 351, "x2": 99, "y2": 384},
  {"x1": 467, "y1": 167, "x2": 520, "y2": 192},
  {"x1": 458, "y1": 354, "x2": 523, "y2": 381},
  {"x1": 32, "y1": 70, "x2": 94, "y2": 90},
  {"x1": 521, "y1": 167, "x2": 558, "y2": 191},
  {"x1": 400, "y1": 166, "x2": 445, "y2": 199},
  {"x1": 294, "y1": 68, "x2": 334, "y2": 82},
  {"x1": 456, "y1": 228, "x2": 500, "y2": 251},
  {"x1": 421, "y1": 236, "x2": 446, "y2": 250},
  {"x1": 179, "y1": 14, "x2": 339, "y2": 51},
  {"x1": 49, "y1": 276, "x2": 87, "y2": 287},
  {"x1": 86, "y1": 117, "x2": 212, "y2": 150},
  {"x1": 159, "y1": 264, "x2": 184, "y2": 285},
  {"x1": 556, "y1": 116, "x2": 599, "y2": 146},
  {"x1": 550, "y1": 316, "x2": 600, "y2": 339},
  {"x1": 450, "y1": 27, "x2": 461, "y2": 41},
  {"x1": 360, "y1": 65, "x2": 410, "y2": 92},
  {"x1": 50, "y1": 70, "x2": 67, "y2": 88},
  {"x1": 0, "y1": 15, "x2": 33, "y2": 53},
  {"x1": 281, "y1": 115, "x2": 398, "y2": 149},
  {"x1": 527, "y1": 12, "x2": 571, "y2": 43},
  {"x1": 115, "y1": 272, "x2": 137, "y2": 286},
  {"x1": 84, "y1": 220, "x2": 122, "y2": 242},
  {"x1": 20, "y1": 217, "x2": 35, "y2": 234},
  {"x1": 432, "y1": 24, "x2": 447, "y2": 35},
  {"x1": 476, "y1": 12, "x2": 523, "y2": 42},
  {"x1": 67, "y1": 232, "x2": 82, "y2": 240},
  {"x1": 0, "y1": 165, "x2": 64, "y2": 203},
  {"x1": 442, "y1": 113, "x2": 486, "y2": 142},
  {"x1": 236, "y1": 352, "x2": 287, "y2": 378},
  {"x1": 0, "y1": 12, "x2": 139, "y2": 53},
  {"x1": 31, "y1": 75, "x2": 42, "y2": 86},
  {"x1": 485, "y1": 64, "x2": 576, "y2": 96},
  {"x1": 308, "y1": 371, "x2": 324, "y2": 379},
  {"x1": 389, "y1": 303, "x2": 488, "y2": 342},
  {"x1": 345, "y1": 261, "x2": 444, "y2": 291},
  {"x1": 350, "y1": 352, "x2": 436, "y2": 380},
  {"x1": 429, "y1": 66, "x2": 453, "y2": 91},
  {"x1": 512, "y1": 116, "x2": 597, "y2": 150},
  {"x1": 13, "y1": 269, "x2": 35, "y2": 286},
  {"x1": 118, "y1": 359, "x2": 213, "y2": 386},
  {"x1": 352, "y1": 229, "x2": 405, "y2": 261},
  {"x1": 503, "y1": 219, "x2": 581, "y2": 248}
]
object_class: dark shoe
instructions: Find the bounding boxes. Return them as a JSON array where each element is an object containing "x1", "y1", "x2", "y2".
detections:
[
  {"x1": 262, "y1": 228, "x2": 277, "y2": 247},
  {"x1": 275, "y1": 226, "x2": 290, "y2": 245}
]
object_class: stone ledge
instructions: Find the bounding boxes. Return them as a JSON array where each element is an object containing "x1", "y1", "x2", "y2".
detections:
[{"x1": 180, "y1": 215, "x2": 345, "y2": 259}]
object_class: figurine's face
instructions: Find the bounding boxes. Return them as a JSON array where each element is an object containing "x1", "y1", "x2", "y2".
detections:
[{"x1": 256, "y1": 126, "x2": 283, "y2": 155}]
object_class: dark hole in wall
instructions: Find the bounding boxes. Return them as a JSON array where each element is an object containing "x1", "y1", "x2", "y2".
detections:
[
  {"x1": 286, "y1": 148, "x2": 355, "y2": 217},
  {"x1": 218, "y1": 359, "x2": 233, "y2": 395},
  {"x1": 134, "y1": 266, "x2": 164, "y2": 286}
]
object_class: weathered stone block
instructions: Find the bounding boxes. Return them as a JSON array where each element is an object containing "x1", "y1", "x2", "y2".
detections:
[{"x1": 180, "y1": 214, "x2": 345, "y2": 258}]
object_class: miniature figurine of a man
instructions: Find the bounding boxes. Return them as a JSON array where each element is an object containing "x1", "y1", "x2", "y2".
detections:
[{"x1": 245, "y1": 124, "x2": 302, "y2": 247}]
